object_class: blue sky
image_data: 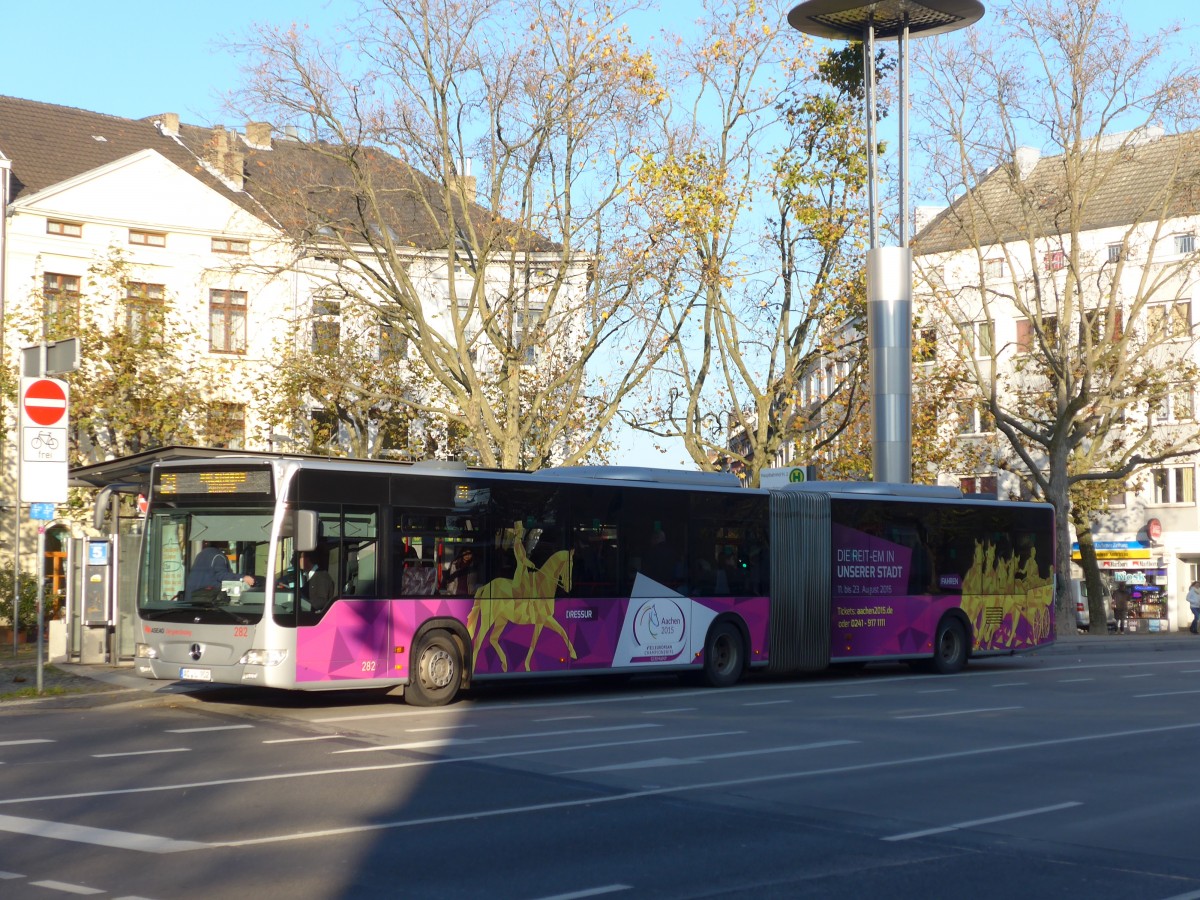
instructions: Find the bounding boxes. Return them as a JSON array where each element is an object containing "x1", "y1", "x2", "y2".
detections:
[{"x1": 5, "y1": 1, "x2": 1193, "y2": 127}]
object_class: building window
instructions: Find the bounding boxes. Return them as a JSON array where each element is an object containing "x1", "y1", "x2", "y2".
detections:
[
  {"x1": 1107, "y1": 486, "x2": 1126, "y2": 508},
  {"x1": 212, "y1": 237, "x2": 250, "y2": 254},
  {"x1": 958, "y1": 320, "x2": 993, "y2": 357},
  {"x1": 1153, "y1": 385, "x2": 1194, "y2": 423},
  {"x1": 1084, "y1": 307, "x2": 1123, "y2": 343},
  {"x1": 914, "y1": 326, "x2": 936, "y2": 367},
  {"x1": 1152, "y1": 465, "x2": 1195, "y2": 504},
  {"x1": 209, "y1": 289, "x2": 247, "y2": 353},
  {"x1": 1043, "y1": 249, "x2": 1065, "y2": 271},
  {"x1": 984, "y1": 258, "x2": 1005, "y2": 279},
  {"x1": 43, "y1": 273, "x2": 81, "y2": 334},
  {"x1": 378, "y1": 320, "x2": 408, "y2": 360},
  {"x1": 129, "y1": 229, "x2": 167, "y2": 247},
  {"x1": 47, "y1": 219, "x2": 82, "y2": 238},
  {"x1": 312, "y1": 294, "x2": 342, "y2": 355},
  {"x1": 1176, "y1": 234, "x2": 1196, "y2": 255},
  {"x1": 125, "y1": 282, "x2": 166, "y2": 340},
  {"x1": 1146, "y1": 301, "x2": 1191, "y2": 341},
  {"x1": 1107, "y1": 243, "x2": 1122, "y2": 264},
  {"x1": 959, "y1": 475, "x2": 997, "y2": 495},
  {"x1": 205, "y1": 403, "x2": 245, "y2": 449},
  {"x1": 957, "y1": 400, "x2": 992, "y2": 435}
]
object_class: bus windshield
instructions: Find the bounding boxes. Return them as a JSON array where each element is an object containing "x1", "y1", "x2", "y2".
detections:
[{"x1": 138, "y1": 506, "x2": 276, "y2": 624}]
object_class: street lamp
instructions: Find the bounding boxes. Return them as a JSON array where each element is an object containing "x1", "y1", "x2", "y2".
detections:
[{"x1": 787, "y1": 0, "x2": 984, "y2": 483}]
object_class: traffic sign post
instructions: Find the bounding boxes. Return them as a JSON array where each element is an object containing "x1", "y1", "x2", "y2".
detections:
[{"x1": 19, "y1": 376, "x2": 69, "y2": 503}]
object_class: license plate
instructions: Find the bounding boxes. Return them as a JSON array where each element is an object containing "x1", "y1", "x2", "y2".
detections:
[{"x1": 179, "y1": 667, "x2": 212, "y2": 682}]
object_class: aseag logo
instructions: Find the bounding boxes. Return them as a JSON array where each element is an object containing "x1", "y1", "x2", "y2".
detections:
[{"x1": 633, "y1": 599, "x2": 687, "y2": 656}]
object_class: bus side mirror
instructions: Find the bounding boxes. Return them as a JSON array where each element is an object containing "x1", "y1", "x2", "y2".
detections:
[{"x1": 295, "y1": 510, "x2": 319, "y2": 552}]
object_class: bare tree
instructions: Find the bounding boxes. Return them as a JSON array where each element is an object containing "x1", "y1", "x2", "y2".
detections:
[
  {"x1": 914, "y1": 0, "x2": 1200, "y2": 633},
  {"x1": 226, "y1": 0, "x2": 682, "y2": 469}
]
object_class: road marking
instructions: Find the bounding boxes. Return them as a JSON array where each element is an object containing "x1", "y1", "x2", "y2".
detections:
[
  {"x1": 1134, "y1": 689, "x2": 1200, "y2": 698},
  {"x1": 1058, "y1": 678, "x2": 1093, "y2": 683},
  {"x1": 641, "y1": 708, "x2": 695, "y2": 714},
  {"x1": 536, "y1": 715, "x2": 594, "y2": 722},
  {"x1": 565, "y1": 740, "x2": 858, "y2": 774},
  {"x1": 531, "y1": 885, "x2": 631, "y2": 900},
  {"x1": 0, "y1": 870, "x2": 24, "y2": 879},
  {"x1": 333, "y1": 724, "x2": 658, "y2": 754},
  {"x1": 1121, "y1": 673, "x2": 1155, "y2": 679},
  {"x1": 894, "y1": 706, "x2": 1021, "y2": 720},
  {"x1": 165, "y1": 725, "x2": 253, "y2": 734},
  {"x1": 917, "y1": 689, "x2": 956, "y2": 694},
  {"x1": 882, "y1": 801, "x2": 1082, "y2": 842},
  {"x1": 405, "y1": 725, "x2": 478, "y2": 733},
  {"x1": 29, "y1": 881, "x2": 104, "y2": 895},
  {"x1": 0, "y1": 814, "x2": 207, "y2": 853},
  {"x1": 93, "y1": 748, "x2": 190, "y2": 758},
  {"x1": 0, "y1": 739, "x2": 53, "y2": 747},
  {"x1": 743, "y1": 699, "x2": 791, "y2": 706},
  {"x1": 833, "y1": 693, "x2": 878, "y2": 699},
  {"x1": 263, "y1": 735, "x2": 346, "y2": 744},
  {"x1": 991, "y1": 682, "x2": 1027, "y2": 687}
]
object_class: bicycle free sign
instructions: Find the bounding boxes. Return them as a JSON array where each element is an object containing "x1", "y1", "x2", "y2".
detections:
[{"x1": 19, "y1": 377, "x2": 69, "y2": 502}]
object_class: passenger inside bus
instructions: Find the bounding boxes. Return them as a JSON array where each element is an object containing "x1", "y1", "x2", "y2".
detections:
[
  {"x1": 298, "y1": 549, "x2": 337, "y2": 612},
  {"x1": 184, "y1": 542, "x2": 255, "y2": 602}
]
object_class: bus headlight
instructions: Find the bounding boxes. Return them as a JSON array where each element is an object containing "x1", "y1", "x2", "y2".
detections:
[
  {"x1": 239, "y1": 649, "x2": 288, "y2": 667},
  {"x1": 135, "y1": 643, "x2": 158, "y2": 659}
]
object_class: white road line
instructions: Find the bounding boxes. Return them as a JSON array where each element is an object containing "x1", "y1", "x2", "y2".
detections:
[
  {"x1": 1135, "y1": 689, "x2": 1200, "y2": 698},
  {"x1": 1058, "y1": 678, "x2": 1093, "y2": 683},
  {"x1": 743, "y1": 700, "x2": 791, "y2": 707},
  {"x1": 991, "y1": 682, "x2": 1027, "y2": 687},
  {"x1": 1121, "y1": 673, "x2": 1155, "y2": 679},
  {"x1": 333, "y1": 724, "x2": 658, "y2": 754},
  {"x1": 405, "y1": 725, "x2": 478, "y2": 733},
  {"x1": 1158, "y1": 889, "x2": 1200, "y2": 900},
  {"x1": 917, "y1": 689, "x2": 956, "y2": 694},
  {"x1": 218, "y1": 724, "x2": 1200, "y2": 850},
  {"x1": 0, "y1": 870, "x2": 24, "y2": 879},
  {"x1": 530, "y1": 885, "x2": 632, "y2": 900},
  {"x1": 1180, "y1": 669, "x2": 1200, "y2": 674},
  {"x1": 93, "y1": 748, "x2": 190, "y2": 759},
  {"x1": 833, "y1": 693, "x2": 878, "y2": 699},
  {"x1": 165, "y1": 725, "x2": 254, "y2": 734},
  {"x1": 263, "y1": 735, "x2": 346, "y2": 744},
  {"x1": 565, "y1": 740, "x2": 858, "y2": 774},
  {"x1": 0, "y1": 739, "x2": 53, "y2": 747},
  {"x1": 0, "y1": 731, "x2": 746, "y2": 809},
  {"x1": 894, "y1": 706, "x2": 1021, "y2": 720},
  {"x1": 882, "y1": 801, "x2": 1082, "y2": 842},
  {"x1": 29, "y1": 881, "x2": 104, "y2": 895},
  {"x1": 0, "y1": 814, "x2": 208, "y2": 853},
  {"x1": 641, "y1": 708, "x2": 695, "y2": 714},
  {"x1": 536, "y1": 715, "x2": 594, "y2": 722}
]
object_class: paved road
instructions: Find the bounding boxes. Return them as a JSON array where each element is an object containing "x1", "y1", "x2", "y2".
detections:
[{"x1": 3, "y1": 635, "x2": 1200, "y2": 899}]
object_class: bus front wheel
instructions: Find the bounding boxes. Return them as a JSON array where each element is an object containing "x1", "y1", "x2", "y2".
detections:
[
  {"x1": 406, "y1": 631, "x2": 462, "y2": 707},
  {"x1": 931, "y1": 617, "x2": 968, "y2": 675},
  {"x1": 703, "y1": 622, "x2": 745, "y2": 688}
]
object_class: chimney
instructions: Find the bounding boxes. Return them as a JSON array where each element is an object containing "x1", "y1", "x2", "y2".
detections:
[
  {"x1": 1014, "y1": 146, "x2": 1041, "y2": 180},
  {"x1": 244, "y1": 121, "x2": 272, "y2": 150},
  {"x1": 207, "y1": 125, "x2": 244, "y2": 190},
  {"x1": 159, "y1": 113, "x2": 179, "y2": 136},
  {"x1": 449, "y1": 158, "x2": 476, "y2": 200}
]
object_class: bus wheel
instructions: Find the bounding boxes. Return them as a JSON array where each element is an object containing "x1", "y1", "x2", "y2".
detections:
[
  {"x1": 703, "y1": 622, "x2": 744, "y2": 688},
  {"x1": 407, "y1": 631, "x2": 462, "y2": 707},
  {"x1": 931, "y1": 617, "x2": 968, "y2": 675}
]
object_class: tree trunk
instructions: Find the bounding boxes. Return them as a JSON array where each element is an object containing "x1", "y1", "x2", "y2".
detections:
[{"x1": 1070, "y1": 505, "x2": 1110, "y2": 635}]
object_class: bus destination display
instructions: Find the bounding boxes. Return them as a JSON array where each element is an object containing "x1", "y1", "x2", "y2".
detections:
[{"x1": 156, "y1": 469, "x2": 273, "y2": 497}]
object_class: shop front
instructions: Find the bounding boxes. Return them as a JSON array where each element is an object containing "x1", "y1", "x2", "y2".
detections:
[{"x1": 1072, "y1": 540, "x2": 1171, "y2": 633}]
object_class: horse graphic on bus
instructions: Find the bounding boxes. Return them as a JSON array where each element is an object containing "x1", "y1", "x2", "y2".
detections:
[{"x1": 468, "y1": 521, "x2": 576, "y2": 672}]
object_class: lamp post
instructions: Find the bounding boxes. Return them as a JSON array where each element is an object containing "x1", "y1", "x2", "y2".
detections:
[{"x1": 787, "y1": 0, "x2": 984, "y2": 483}]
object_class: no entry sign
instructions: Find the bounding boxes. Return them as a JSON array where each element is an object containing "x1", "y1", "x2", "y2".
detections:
[
  {"x1": 19, "y1": 376, "x2": 69, "y2": 503},
  {"x1": 21, "y1": 378, "x2": 68, "y2": 427}
]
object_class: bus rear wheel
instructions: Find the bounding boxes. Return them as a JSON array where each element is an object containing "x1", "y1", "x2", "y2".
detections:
[
  {"x1": 703, "y1": 622, "x2": 745, "y2": 688},
  {"x1": 406, "y1": 631, "x2": 462, "y2": 707},
  {"x1": 930, "y1": 617, "x2": 968, "y2": 675}
]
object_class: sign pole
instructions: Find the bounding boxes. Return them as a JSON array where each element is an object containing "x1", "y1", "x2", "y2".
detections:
[{"x1": 35, "y1": 524, "x2": 45, "y2": 693}]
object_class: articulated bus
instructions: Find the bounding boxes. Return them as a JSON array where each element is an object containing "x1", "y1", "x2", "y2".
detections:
[{"x1": 134, "y1": 456, "x2": 1055, "y2": 705}]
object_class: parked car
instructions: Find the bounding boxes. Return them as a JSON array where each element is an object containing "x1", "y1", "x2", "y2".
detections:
[{"x1": 1074, "y1": 580, "x2": 1116, "y2": 632}]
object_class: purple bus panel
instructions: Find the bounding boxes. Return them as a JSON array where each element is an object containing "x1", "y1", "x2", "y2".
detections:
[{"x1": 829, "y1": 523, "x2": 1054, "y2": 660}]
